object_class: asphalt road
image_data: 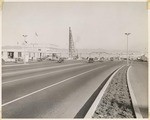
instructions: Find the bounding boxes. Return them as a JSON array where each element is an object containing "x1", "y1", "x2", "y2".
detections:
[
  {"x1": 2, "y1": 60, "x2": 125, "y2": 118},
  {"x1": 129, "y1": 61, "x2": 148, "y2": 118}
]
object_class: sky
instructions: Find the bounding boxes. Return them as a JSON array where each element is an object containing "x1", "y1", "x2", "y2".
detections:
[{"x1": 2, "y1": 2, "x2": 148, "y2": 52}]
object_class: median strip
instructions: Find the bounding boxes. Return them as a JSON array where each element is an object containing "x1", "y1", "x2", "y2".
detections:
[{"x1": 85, "y1": 65, "x2": 138, "y2": 118}]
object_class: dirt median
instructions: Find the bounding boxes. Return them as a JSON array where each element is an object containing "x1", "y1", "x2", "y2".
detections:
[{"x1": 92, "y1": 66, "x2": 135, "y2": 118}]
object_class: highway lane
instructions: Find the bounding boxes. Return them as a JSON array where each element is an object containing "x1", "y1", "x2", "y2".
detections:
[
  {"x1": 2, "y1": 61, "x2": 58, "y2": 73},
  {"x1": 2, "y1": 62, "x2": 85, "y2": 82},
  {"x1": 3, "y1": 61, "x2": 118, "y2": 103},
  {"x1": 2, "y1": 61, "x2": 125, "y2": 118},
  {"x1": 2, "y1": 61, "x2": 117, "y2": 83},
  {"x1": 2, "y1": 62, "x2": 106, "y2": 103},
  {"x1": 2, "y1": 60, "x2": 84, "y2": 73},
  {"x1": 129, "y1": 61, "x2": 148, "y2": 118}
]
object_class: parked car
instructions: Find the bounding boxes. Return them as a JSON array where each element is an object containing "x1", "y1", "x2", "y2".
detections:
[
  {"x1": 57, "y1": 58, "x2": 64, "y2": 63},
  {"x1": 15, "y1": 58, "x2": 23, "y2": 63},
  {"x1": 45, "y1": 56, "x2": 52, "y2": 61},
  {"x1": 110, "y1": 57, "x2": 114, "y2": 61},
  {"x1": 37, "y1": 58, "x2": 43, "y2": 62},
  {"x1": 99, "y1": 57, "x2": 105, "y2": 62},
  {"x1": 88, "y1": 58, "x2": 94, "y2": 63}
]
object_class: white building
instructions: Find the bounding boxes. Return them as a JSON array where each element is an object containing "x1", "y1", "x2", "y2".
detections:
[{"x1": 2, "y1": 45, "x2": 69, "y2": 62}]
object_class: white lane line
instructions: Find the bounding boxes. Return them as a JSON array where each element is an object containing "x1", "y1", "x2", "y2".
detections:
[
  {"x1": 85, "y1": 65, "x2": 125, "y2": 118},
  {"x1": 127, "y1": 66, "x2": 143, "y2": 118},
  {"x1": 2, "y1": 63, "x2": 102, "y2": 85},
  {"x1": 2, "y1": 65, "x2": 105, "y2": 107},
  {"x1": 2, "y1": 63, "x2": 83, "y2": 76}
]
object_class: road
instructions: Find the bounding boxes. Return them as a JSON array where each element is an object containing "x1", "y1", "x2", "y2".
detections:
[
  {"x1": 129, "y1": 61, "x2": 148, "y2": 118},
  {"x1": 2, "y1": 60, "x2": 125, "y2": 118}
]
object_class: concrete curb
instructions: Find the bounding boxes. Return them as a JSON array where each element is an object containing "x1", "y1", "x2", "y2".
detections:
[
  {"x1": 127, "y1": 66, "x2": 143, "y2": 118},
  {"x1": 84, "y1": 65, "x2": 125, "y2": 118}
]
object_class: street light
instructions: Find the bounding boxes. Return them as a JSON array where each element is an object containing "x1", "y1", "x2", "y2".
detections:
[
  {"x1": 74, "y1": 39, "x2": 80, "y2": 59},
  {"x1": 125, "y1": 33, "x2": 131, "y2": 66}
]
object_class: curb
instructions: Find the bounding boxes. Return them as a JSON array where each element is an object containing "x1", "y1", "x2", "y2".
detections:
[
  {"x1": 84, "y1": 65, "x2": 125, "y2": 118},
  {"x1": 127, "y1": 66, "x2": 143, "y2": 118}
]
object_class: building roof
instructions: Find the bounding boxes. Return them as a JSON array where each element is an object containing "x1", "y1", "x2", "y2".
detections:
[{"x1": 2, "y1": 46, "x2": 22, "y2": 50}]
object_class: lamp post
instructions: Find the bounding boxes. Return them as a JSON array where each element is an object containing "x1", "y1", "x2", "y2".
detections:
[
  {"x1": 75, "y1": 39, "x2": 79, "y2": 59},
  {"x1": 22, "y1": 35, "x2": 28, "y2": 64},
  {"x1": 31, "y1": 43, "x2": 38, "y2": 61},
  {"x1": 125, "y1": 33, "x2": 131, "y2": 66}
]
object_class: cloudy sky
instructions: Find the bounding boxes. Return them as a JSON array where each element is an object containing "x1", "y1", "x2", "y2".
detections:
[{"x1": 2, "y1": 2, "x2": 148, "y2": 51}]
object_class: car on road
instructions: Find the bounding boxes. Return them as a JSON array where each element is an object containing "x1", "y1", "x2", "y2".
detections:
[
  {"x1": 88, "y1": 58, "x2": 94, "y2": 63},
  {"x1": 57, "y1": 58, "x2": 64, "y2": 63},
  {"x1": 110, "y1": 57, "x2": 114, "y2": 61},
  {"x1": 99, "y1": 57, "x2": 105, "y2": 62}
]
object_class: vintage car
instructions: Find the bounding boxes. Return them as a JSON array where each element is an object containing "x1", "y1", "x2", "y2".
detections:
[
  {"x1": 57, "y1": 58, "x2": 64, "y2": 63},
  {"x1": 88, "y1": 58, "x2": 94, "y2": 63}
]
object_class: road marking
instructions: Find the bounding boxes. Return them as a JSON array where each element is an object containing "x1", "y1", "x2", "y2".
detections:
[
  {"x1": 3, "y1": 63, "x2": 83, "y2": 76},
  {"x1": 2, "y1": 65, "x2": 105, "y2": 107},
  {"x1": 85, "y1": 65, "x2": 125, "y2": 118},
  {"x1": 127, "y1": 66, "x2": 143, "y2": 118},
  {"x1": 2, "y1": 63, "x2": 102, "y2": 85}
]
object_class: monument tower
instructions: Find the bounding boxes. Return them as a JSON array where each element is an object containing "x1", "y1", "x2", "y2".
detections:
[{"x1": 69, "y1": 27, "x2": 76, "y2": 59}]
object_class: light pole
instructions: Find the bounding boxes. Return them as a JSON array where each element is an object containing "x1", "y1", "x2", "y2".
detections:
[
  {"x1": 75, "y1": 39, "x2": 79, "y2": 59},
  {"x1": 22, "y1": 35, "x2": 28, "y2": 64},
  {"x1": 31, "y1": 43, "x2": 38, "y2": 60},
  {"x1": 125, "y1": 33, "x2": 131, "y2": 66}
]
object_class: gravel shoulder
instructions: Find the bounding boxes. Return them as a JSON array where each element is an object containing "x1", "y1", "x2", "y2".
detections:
[{"x1": 92, "y1": 66, "x2": 136, "y2": 118}]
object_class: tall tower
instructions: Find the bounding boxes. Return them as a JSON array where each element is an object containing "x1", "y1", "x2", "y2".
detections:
[{"x1": 69, "y1": 27, "x2": 76, "y2": 59}]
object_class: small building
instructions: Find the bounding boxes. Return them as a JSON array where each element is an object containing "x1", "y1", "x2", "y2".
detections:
[
  {"x1": 2, "y1": 46, "x2": 23, "y2": 62},
  {"x1": 2, "y1": 45, "x2": 68, "y2": 62}
]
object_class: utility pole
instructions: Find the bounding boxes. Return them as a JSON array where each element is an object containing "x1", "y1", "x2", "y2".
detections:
[
  {"x1": 22, "y1": 35, "x2": 28, "y2": 64},
  {"x1": 125, "y1": 33, "x2": 131, "y2": 66}
]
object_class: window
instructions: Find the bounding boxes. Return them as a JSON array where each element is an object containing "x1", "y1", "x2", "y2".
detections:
[
  {"x1": 18, "y1": 52, "x2": 22, "y2": 57},
  {"x1": 8, "y1": 52, "x2": 14, "y2": 59}
]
